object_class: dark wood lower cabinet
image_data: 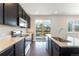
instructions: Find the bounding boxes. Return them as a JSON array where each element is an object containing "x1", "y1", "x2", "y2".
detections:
[
  {"x1": 49, "y1": 39, "x2": 71, "y2": 56},
  {"x1": 51, "y1": 40, "x2": 59, "y2": 56},
  {"x1": 48, "y1": 37, "x2": 52, "y2": 55},
  {"x1": 0, "y1": 46, "x2": 14, "y2": 56},
  {"x1": 52, "y1": 42, "x2": 70, "y2": 56},
  {"x1": 45, "y1": 36, "x2": 48, "y2": 51},
  {"x1": 14, "y1": 39, "x2": 25, "y2": 56},
  {"x1": 47, "y1": 37, "x2": 79, "y2": 56},
  {"x1": 0, "y1": 36, "x2": 32, "y2": 56},
  {"x1": 0, "y1": 39, "x2": 25, "y2": 56}
]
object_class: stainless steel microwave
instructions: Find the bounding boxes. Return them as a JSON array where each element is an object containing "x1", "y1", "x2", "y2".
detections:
[{"x1": 19, "y1": 17, "x2": 27, "y2": 28}]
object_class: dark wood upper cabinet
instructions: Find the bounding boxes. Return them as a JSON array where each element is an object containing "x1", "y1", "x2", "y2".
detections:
[
  {"x1": 23, "y1": 11, "x2": 26, "y2": 20},
  {"x1": 24, "y1": 12, "x2": 31, "y2": 28},
  {"x1": 0, "y1": 3, "x2": 31, "y2": 28},
  {"x1": 21, "y1": 9, "x2": 31, "y2": 28},
  {"x1": 4, "y1": 3, "x2": 18, "y2": 26},
  {"x1": 27, "y1": 16, "x2": 30, "y2": 28},
  {"x1": 0, "y1": 3, "x2": 3, "y2": 24},
  {"x1": 26, "y1": 16, "x2": 30, "y2": 28},
  {"x1": 18, "y1": 4, "x2": 23, "y2": 18}
]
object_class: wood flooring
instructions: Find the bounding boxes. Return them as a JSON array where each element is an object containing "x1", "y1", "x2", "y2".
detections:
[{"x1": 26, "y1": 42, "x2": 49, "y2": 56}]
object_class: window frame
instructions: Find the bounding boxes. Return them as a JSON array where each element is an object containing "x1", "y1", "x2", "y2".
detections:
[{"x1": 67, "y1": 19, "x2": 79, "y2": 33}]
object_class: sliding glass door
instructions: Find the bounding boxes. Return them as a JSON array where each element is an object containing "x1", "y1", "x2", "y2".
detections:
[{"x1": 35, "y1": 20, "x2": 51, "y2": 41}]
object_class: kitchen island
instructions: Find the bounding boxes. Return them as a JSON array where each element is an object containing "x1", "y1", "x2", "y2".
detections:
[{"x1": 46, "y1": 34, "x2": 79, "y2": 56}]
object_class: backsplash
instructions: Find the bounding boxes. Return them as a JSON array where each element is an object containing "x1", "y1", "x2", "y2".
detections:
[{"x1": 0, "y1": 24, "x2": 26, "y2": 40}]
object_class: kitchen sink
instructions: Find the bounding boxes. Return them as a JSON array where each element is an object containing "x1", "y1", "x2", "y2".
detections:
[{"x1": 52, "y1": 37, "x2": 71, "y2": 42}]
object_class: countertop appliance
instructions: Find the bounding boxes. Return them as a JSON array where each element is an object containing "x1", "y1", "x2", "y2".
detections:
[
  {"x1": 11, "y1": 30, "x2": 22, "y2": 37},
  {"x1": 24, "y1": 35, "x2": 32, "y2": 55}
]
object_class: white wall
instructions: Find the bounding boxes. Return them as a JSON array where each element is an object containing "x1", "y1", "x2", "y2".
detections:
[
  {"x1": 28, "y1": 15, "x2": 52, "y2": 41},
  {"x1": 51, "y1": 15, "x2": 79, "y2": 39},
  {"x1": 29, "y1": 15, "x2": 79, "y2": 40}
]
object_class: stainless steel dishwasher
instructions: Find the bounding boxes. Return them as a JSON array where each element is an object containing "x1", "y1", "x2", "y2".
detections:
[{"x1": 24, "y1": 35, "x2": 32, "y2": 55}]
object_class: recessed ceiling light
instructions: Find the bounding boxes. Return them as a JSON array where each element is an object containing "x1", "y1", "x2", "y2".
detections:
[
  {"x1": 54, "y1": 10, "x2": 58, "y2": 14},
  {"x1": 34, "y1": 11, "x2": 39, "y2": 14}
]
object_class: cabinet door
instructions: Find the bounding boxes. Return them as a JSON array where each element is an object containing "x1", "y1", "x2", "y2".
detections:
[
  {"x1": 0, "y1": 46, "x2": 14, "y2": 56},
  {"x1": 51, "y1": 40, "x2": 54, "y2": 55},
  {"x1": 23, "y1": 12, "x2": 30, "y2": 28},
  {"x1": 15, "y1": 39, "x2": 25, "y2": 56},
  {"x1": 27, "y1": 16, "x2": 30, "y2": 28},
  {"x1": 4, "y1": 3, "x2": 18, "y2": 26},
  {"x1": 26, "y1": 16, "x2": 30, "y2": 28},
  {"x1": 19, "y1": 5, "x2": 30, "y2": 28},
  {"x1": 0, "y1": 3, "x2": 3, "y2": 24},
  {"x1": 52, "y1": 41, "x2": 60, "y2": 56},
  {"x1": 48, "y1": 38, "x2": 52, "y2": 55},
  {"x1": 45, "y1": 36, "x2": 49, "y2": 50},
  {"x1": 18, "y1": 4, "x2": 23, "y2": 18},
  {"x1": 23, "y1": 11, "x2": 26, "y2": 20},
  {"x1": 60, "y1": 48, "x2": 70, "y2": 56}
]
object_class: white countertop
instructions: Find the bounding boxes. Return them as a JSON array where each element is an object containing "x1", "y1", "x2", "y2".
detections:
[
  {"x1": 0, "y1": 36, "x2": 24, "y2": 54},
  {"x1": 0, "y1": 33, "x2": 33, "y2": 54},
  {"x1": 46, "y1": 34, "x2": 79, "y2": 48}
]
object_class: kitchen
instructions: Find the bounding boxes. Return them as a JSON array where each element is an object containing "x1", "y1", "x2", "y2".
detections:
[
  {"x1": 1, "y1": 3, "x2": 79, "y2": 56},
  {"x1": 0, "y1": 3, "x2": 33, "y2": 56}
]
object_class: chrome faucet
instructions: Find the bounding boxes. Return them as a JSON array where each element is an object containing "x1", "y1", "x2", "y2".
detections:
[
  {"x1": 58, "y1": 28, "x2": 66, "y2": 39},
  {"x1": 58, "y1": 28, "x2": 64, "y2": 34}
]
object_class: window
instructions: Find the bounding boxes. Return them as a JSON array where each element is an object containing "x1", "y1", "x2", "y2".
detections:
[
  {"x1": 74, "y1": 20, "x2": 79, "y2": 32},
  {"x1": 68, "y1": 20, "x2": 79, "y2": 32},
  {"x1": 68, "y1": 21, "x2": 73, "y2": 32}
]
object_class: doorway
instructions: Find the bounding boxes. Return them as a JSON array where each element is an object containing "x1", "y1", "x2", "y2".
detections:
[{"x1": 35, "y1": 19, "x2": 51, "y2": 42}]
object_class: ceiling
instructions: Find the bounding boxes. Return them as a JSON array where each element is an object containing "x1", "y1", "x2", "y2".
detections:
[{"x1": 20, "y1": 3, "x2": 79, "y2": 15}]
